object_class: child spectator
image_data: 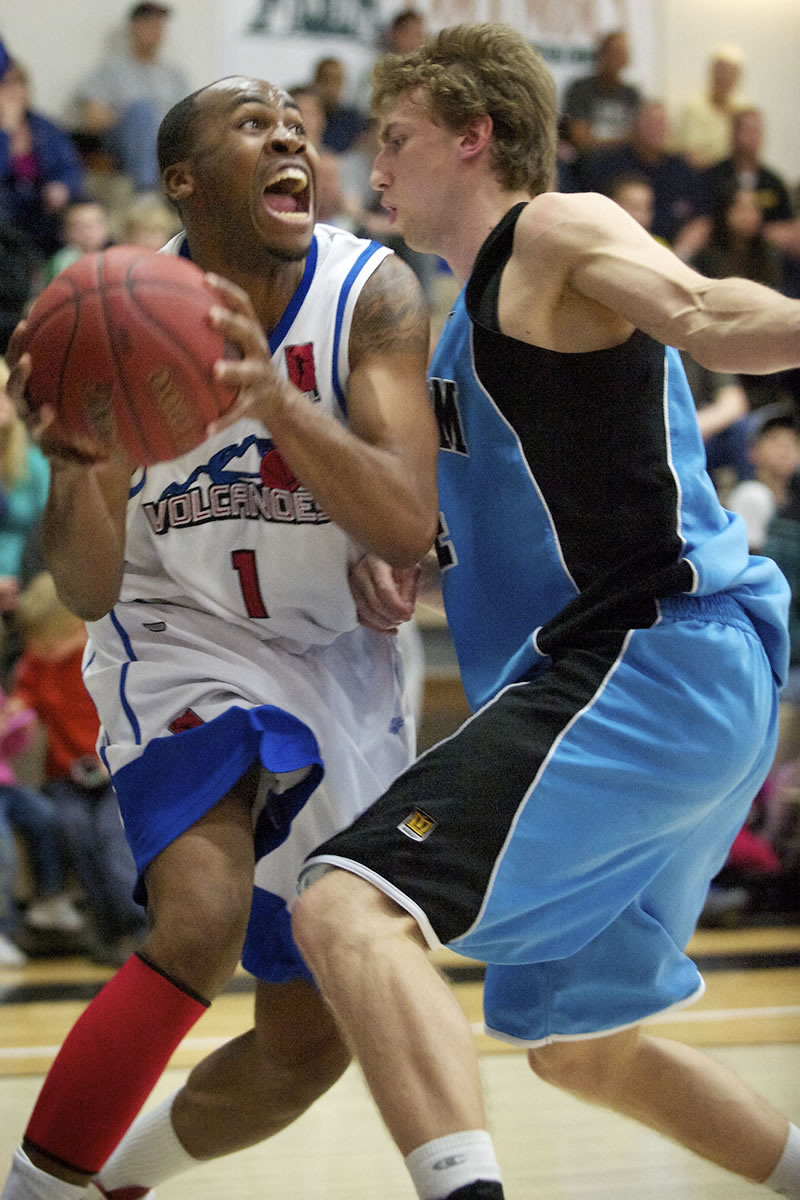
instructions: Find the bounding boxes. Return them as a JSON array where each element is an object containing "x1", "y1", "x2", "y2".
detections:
[
  {"x1": 0, "y1": 812, "x2": 25, "y2": 963},
  {"x1": 726, "y1": 414, "x2": 800, "y2": 550},
  {"x1": 12, "y1": 573, "x2": 147, "y2": 965},
  {"x1": 0, "y1": 357, "x2": 49, "y2": 682},
  {"x1": 120, "y1": 191, "x2": 178, "y2": 250},
  {"x1": 0, "y1": 678, "x2": 83, "y2": 942},
  {"x1": 607, "y1": 172, "x2": 656, "y2": 233},
  {"x1": 680, "y1": 349, "x2": 752, "y2": 494},
  {"x1": 43, "y1": 198, "x2": 111, "y2": 282}
]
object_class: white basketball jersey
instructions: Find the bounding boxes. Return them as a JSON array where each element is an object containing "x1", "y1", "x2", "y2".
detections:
[{"x1": 112, "y1": 224, "x2": 392, "y2": 647}]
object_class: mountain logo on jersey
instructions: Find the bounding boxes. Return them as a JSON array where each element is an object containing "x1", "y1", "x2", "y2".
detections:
[
  {"x1": 429, "y1": 377, "x2": 468, "y2": 456},
  {"x1": 285, "y1": 342, "x2": 320, "y2": 402},
  {"x1": 142, "y1": 433, "x2": 328, "y2": 534}
]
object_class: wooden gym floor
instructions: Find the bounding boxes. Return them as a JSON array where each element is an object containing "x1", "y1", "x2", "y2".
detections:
[
  {"x1": 1, "y1": 641, "x2": 797, "y2": 1195},
  {"x1": 0, "y1": 923, "x2": 799, "y2": 1198}
]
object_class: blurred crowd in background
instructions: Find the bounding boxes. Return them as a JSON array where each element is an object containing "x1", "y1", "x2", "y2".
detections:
[{"x1": 0, "y1": 5, "x2": 799, "y2": 966}]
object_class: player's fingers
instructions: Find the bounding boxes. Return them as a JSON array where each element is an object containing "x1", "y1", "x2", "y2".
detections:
[
  {"x1": 209, "y1": 311, "x2": 270, "y2": 371},
  {"x1": 5, "y1": 342, "x2": 59, "y2": 445},
  {"x1": 204, "y1": 273, "x2": 253, "y2": 315},
  {"x1": 212, "y1": 357, "x2": 278, "y2": 396},
  {"x1": 7, "y1": 354, "x2": 33, "y2": 418},
  {"x1": 30, "y1": 406, "x2": 57, "y2": 441},
  {"x1": 353, "y1": 583, "x2": 400, "y2": 632},
  {"x1": 208, "y1": 305, "x2": 269, "y2": 356},
  {"x1": 369, "y1": 560, "x2": 416, "y2": 621},
  {"x1": 4, "y1": 319, "x2": 28, "y2": 370},
  {"x1": 350, "y1": 557, "x2": 412, "y2": 626},
  {"x1": 353, "y1": 606, "x2": 399, "y2": 635},
  {"x1": 392, "y1": 564, "x2": 421, "y2": 609}
]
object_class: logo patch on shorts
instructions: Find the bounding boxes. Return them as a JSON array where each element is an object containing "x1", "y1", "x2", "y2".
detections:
[
  {"x1": 168, "y1": 708, "x2": 205, "y2": 734},
  {"x1": 398, "y1": 809, "x2": 436, "y2": 841}
]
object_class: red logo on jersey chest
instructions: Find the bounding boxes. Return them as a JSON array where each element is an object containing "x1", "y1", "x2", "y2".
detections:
[{"x1": 285, "y1": 342, "x2": 320, "y2": 399}]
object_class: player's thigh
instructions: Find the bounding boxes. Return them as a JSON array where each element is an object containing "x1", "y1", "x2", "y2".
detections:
[{"x1": 145, "y1": 766, "x2": 258, "y2": 929}]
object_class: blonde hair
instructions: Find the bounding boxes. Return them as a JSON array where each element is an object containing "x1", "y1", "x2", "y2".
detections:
[
  {"x1": 122, "y1": 194, "x2": 180, "y2": 248},
  {"x1": 0, "y1": 357, "x2": 30, "y2": 488},
  {"x1": 15, "y1": 572, "x2": 84, "y2": 644},
  {"x1": 371, "y1": 22, "x2": 557, "y2": 195}
]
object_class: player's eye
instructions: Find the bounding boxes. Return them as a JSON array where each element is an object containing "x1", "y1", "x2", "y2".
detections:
[{"x1": 239, "y1": 114, "x2": 268, "y2": 130}]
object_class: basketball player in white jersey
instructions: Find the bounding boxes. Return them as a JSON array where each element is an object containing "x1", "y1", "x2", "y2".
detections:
[{"x1": 1, "y1": 76, "x2": 438, "y2": 1200}]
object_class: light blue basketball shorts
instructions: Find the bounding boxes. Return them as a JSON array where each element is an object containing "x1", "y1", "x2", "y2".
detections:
[{"x1": 304, "y1": 594, "x2": 780, "y2": 1044}]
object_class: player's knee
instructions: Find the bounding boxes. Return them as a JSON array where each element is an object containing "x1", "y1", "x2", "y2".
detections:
[
  {"x1": 293, "y1": 868, "x2": 355, "y2": 960},
  {"x1": 292, "y1": 867, "x2": 396, "y2": 968},
  {"x1": 146, "y1": 885, "x2": 251, "y2": 991},
  {"x1": 527, "y1": 1028, "x2": 641, "y2": 1101}
]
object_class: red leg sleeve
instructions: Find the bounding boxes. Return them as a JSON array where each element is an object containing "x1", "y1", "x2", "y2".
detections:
[{"x1": 25, "y1": 953, "x2": 209, "y2": 1175}]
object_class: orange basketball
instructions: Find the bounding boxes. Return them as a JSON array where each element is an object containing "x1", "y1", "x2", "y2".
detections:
[{"x1": 21, "y1": 246, "x2": 238, "y2": 465}]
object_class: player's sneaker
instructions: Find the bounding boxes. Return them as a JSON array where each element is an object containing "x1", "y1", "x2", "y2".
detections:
[
  {"x1": 445, "y1": 1184, "x2": 505, "y2": 1199},
  {"x1": 90, "y1": 1184, "x2": 155, "y2": 1199}
]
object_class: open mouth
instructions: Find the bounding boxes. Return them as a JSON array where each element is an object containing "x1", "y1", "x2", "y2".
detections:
[{"x1": 263, "y1": 167, "x2": 311, "y2": 222}]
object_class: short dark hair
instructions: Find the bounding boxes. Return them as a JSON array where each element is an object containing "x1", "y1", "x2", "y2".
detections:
[
  {"x1": 391, "y1": 9, "x2": 423, "y2": 33},
  {"x1": 129, "y1": 2, "x2": 170, "y2": 21},
  {"x1": 157, "y1": 87, "x2": 204, "y2": 173},
  {"x1": 751, "y1": 414, "x2": 798, "y2": 444}
]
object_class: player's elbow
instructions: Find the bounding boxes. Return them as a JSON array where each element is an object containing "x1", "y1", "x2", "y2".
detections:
[
  {"x1": 383, "y1": 512, "x2": 438, "y2": 569},
  {"x1": 60, "y1": 590, "x2": 116, "y2": 624},
  {"x1": 46, "y1": 568, "x2": 121, "y2": 624}
]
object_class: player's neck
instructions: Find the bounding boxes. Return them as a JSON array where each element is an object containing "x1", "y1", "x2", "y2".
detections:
[
  {"x1": 183, "y1": 235, "x2": 306, "y2": 330},
  {"x1": 441, "y1": 189, "x2": 531, "y2": 286},
  {"x1": 228, "y1": 262, "x2": 308, "y2": 333}
]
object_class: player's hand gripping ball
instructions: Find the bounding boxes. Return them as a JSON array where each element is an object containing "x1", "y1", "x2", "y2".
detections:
[{"x1": 20, "y1": 246, "x2": 238, "y2": 464}]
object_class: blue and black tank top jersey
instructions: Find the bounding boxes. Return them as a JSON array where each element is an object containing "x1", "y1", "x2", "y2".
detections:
[{"x1": 429, "y1": 202, "x2": 789, "y2": 711}]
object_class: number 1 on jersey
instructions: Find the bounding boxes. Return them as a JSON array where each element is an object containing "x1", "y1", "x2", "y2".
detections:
[{"x1": 231, "y1": 549, "x2": 269, "y2": 618}]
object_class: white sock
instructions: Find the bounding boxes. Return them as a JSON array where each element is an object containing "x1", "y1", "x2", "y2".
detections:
[
  {"x1": 0, "y1": 1149, "x2": 87, "y2": 1200},
  {"x1": 405, "y1": 1130, "x2": 502, "y2": 1200},
  {"x1": 94, "y1": 1092, "x2": 197, "y2": 1193},
  {"x1": 766, "y1": 1124, "x2": 800, "y2": 1198}
]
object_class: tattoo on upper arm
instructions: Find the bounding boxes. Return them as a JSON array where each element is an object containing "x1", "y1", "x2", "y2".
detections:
[{"x1": 350, "y1": 256, "x2": 430, "y2": 361}]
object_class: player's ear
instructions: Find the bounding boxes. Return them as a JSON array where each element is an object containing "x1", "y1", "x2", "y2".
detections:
[
  {"x1": 459, "y1": 114, "x2": 493, "y2": 163},
  {"x1": 163, "y1": 162, "x2": 195, "y2": 203}
]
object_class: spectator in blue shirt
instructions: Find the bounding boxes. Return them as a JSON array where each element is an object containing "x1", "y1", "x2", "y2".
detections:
[
  {"x1": 0, "y1": 57, "x2": 85, "y2": 259},
  {"x1": 579, "y1": 99, "x2": 710, "y2": 260}
]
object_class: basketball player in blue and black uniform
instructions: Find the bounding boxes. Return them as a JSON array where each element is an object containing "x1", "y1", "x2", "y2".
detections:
[
  {"x1": 1, "y1": 77, "x2": 437, "y2": 1199},
  {"x1": 292, "y1": 25, "x2": 800, "y2": 1200}
]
